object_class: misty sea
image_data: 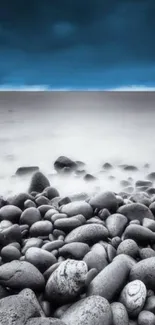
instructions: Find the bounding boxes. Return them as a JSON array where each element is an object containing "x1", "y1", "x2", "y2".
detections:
[{"x1": 0, "y1": 91, "x2": 155, "y2": 198}]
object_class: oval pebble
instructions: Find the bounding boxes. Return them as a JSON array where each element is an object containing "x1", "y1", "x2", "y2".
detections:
[
  {"x1": 138, "y1": 310, "x2": 155, "y2": 325},
  {"x1": 60, "y1": 201, "x2": 93, "y2": 219},
  {"x1": 45, "y1": 259, "x2": 88, "y2": 304},
  {"x1": 130, "y1": 257, "x2": 155, "y2": 291},
  {"x1": 20, "y1": 207, "x2": 41, "y2": 226},
  {"x1": 111, "y1": 302, "x2": 129, "y2": 325},
  {"x1": 1, "y1": 245, "x2": 21, "y2": 262},
  {"x1": 119, "y1": 280, "x2": 147, "y2": 317},
  {"x1": 25, "y1": 247, "x2": 57, "y2": 273},
  {"x1": 30, "y1": 221, "x2": 53, "y2": 237},
  {"x1": 61, "y1": 295, "x2": 112, "y2": 325}
]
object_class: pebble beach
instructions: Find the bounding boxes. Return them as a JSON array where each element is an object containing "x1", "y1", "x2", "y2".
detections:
[{"x1": 0, "y1": 91, "x2": 155, "y2": 324}]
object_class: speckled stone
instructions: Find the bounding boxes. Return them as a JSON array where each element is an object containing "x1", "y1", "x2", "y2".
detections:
[{"x1": 120, "y1": 280, "x2": 147, "y2": 317}]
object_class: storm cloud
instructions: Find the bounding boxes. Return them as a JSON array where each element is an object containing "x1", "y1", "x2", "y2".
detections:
[{"x1": 0, "y1": 0, "x2": 155, "y2": 88}]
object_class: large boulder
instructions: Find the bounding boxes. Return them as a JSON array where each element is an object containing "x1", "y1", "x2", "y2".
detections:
[
  {"x1": 0, "y1": 292, "x2": 42, "y2": 325},
  {"x1": 28, "y1": 172, "x2": 50, "y2": 193},
  {"x1": 0, "y1": 260, "x2": 45, "y2": 291},
  {"x1": 45, "y1": 259, "x2": 88, "y2": 304},
  {"x1": 87, "y1": 255, "x2": 131, "y2": 301},
  {"x1": 54, "y1": 156, "x2": 77, "y2": 172},
  {"x1": 130, "y1": 257, "x2": 155, "y2": 291},
  {"x1": 61, "y1": 295, "x2": 112, "y2": 325}
]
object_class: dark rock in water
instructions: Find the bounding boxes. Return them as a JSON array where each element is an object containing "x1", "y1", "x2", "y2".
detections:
[
  {"x1": 22, "y1": 238, "x2": 43, "y2": 254},
  {"x1": 108, "y1": 175, "x2": 115, "y2": 180},
  {"x1": 60, "y1": 201, "x2": 93, "y2": 219},
  {"x1": 83, "y1": 174, "x2": 97, "y2": 181},
  {"x1": 89, "y1": 191, "x2": 118, "y2": 213},
  {"x1": 0, "y1": 293, "x2": 42, "y2": 325},
  {"x1": 26, "y1": 318, "x2": 66, "y2": 325},
  {"x1": 123, "y1": 186, "x2": 134, "y2": 194},
  {"x1": 117, "y1": 239, "x2": 139, "y2": 258},
  {"x1": 61, "y1": 295, "x2": 112, "y2": 325},
  {"x1": 118, "y1": 203, "x2": 154, "y2": 223},
  {"x1": 65, "y1": 224, "x2": 109, "y2": 245},
  {"x1": 20, "y1": 207, "x2": 41, "y2": 226},
  {"x1": 43, "y1": 186, "x2": 60, "y2": 200},
  {"x1": 75, "y1": 169, "x2": 86, "y2": 176},
  {"x1": 59, "y1": 242, "x2": 89, "y2": 260},
  {"x1": 102, "y1": 162, "x2": 113, "y2": 170},
  {"x1": 28, "y1": 172, "x2": 50, "y2": 194},
  {"x1": 138, "y1": 311, "x2": 155, "y2": 325},
  {"x1": 75, "y1": 160, "x2": 86, "y2": 167},
  {"x1": 136, "y1": 180, "x2": 153, "y2": 187},
  {"x1": 123, "y1": 165, "x2": 138, "y2": 171},
  {"x1": 61, "y1": 166, "x2": 73, "y2": 174},
  {"x1": 87, "y1": 255, "x2": 131, "y2": 301},
  {"x1": 0, "y1": 205, "x2": 22, "y2": 223},
  {"x1": 136, "y1": 186, "x2": 149, "y2": 192},
  {"x1": 16, "y1": 166, "x2": 39, "y2": 176},
  {"x1": 119, "y1": 280, "x2": 147, "y2": 317},
  {"x1": 1, "y1": 245, "x2": 21, "y2": 262},
  {"x1": 144, "y1": 163, "x2": 150, "y2": 168},
  {"x1": 130, "y1": 257, "x2": 155, "y2": 291},
  {"x1": 45, "y1": 259, "x2": 88, "y2": 304},
  {"x1": 83, "y1": 243, "x2": 108, "y2": 272},
  {"x1": 146, "y1": 172, "x2": 155, "y2": 181},
  {"x1": 123, "y1": 224, "x2": 155, "y2": 245},
  {"x1": 147, "y1": 187, "x2": 155, "y2": 195},
  {"x1": 111, "y1": 302, "x2": 129, "y2": 325},
  {"x1": 105, "y1": 213, "x2": 128, "y2": 237},
  {"x1": 120, "y1": 180, "x2": 131, "y2": 187},
  {"x1": 139, "y1": 248, "x2": 155, "y2": 259},
  {"x1": 54, "y1": 156, "x2": 77, "y2": 172},
  {"x1": 30, "y1": 220, "x2": 53, "y2": 237},
  {"x1": 25, "y1": 247, "x2": 57, "y2": 273},
  {"x1": 129, "y1": 193, "x2": 151, "y2": 207},
  {"x1": 0, "y1": 260, "x2": 45, "y2": 291},
  {"x1": 0, "y1": 224, "x2": 22, "y2": 246}
]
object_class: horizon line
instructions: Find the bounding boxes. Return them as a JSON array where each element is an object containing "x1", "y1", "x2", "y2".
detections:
[{"x1": 0, "y1": 85, "x2": 155, "y2": 92}]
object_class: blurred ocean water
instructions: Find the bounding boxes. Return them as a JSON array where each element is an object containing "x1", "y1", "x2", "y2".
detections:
[{"x1": 0, "y1": 91, "x2": 155, "y2": 197}]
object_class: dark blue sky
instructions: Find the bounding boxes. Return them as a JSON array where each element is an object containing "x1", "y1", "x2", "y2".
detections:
[{"x1": 0, "y1": 0, "x2": 155, "y2": 89}]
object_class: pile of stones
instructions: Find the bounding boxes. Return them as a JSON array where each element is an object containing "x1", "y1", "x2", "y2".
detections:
[{"x1": 0, "y1": 157, "x2": 155, "y2": 324}]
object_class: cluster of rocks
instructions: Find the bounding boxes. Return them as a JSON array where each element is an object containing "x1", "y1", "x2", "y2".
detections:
[{"x1": 0, "y1": 157, "x2": 155, "y2": 324}]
